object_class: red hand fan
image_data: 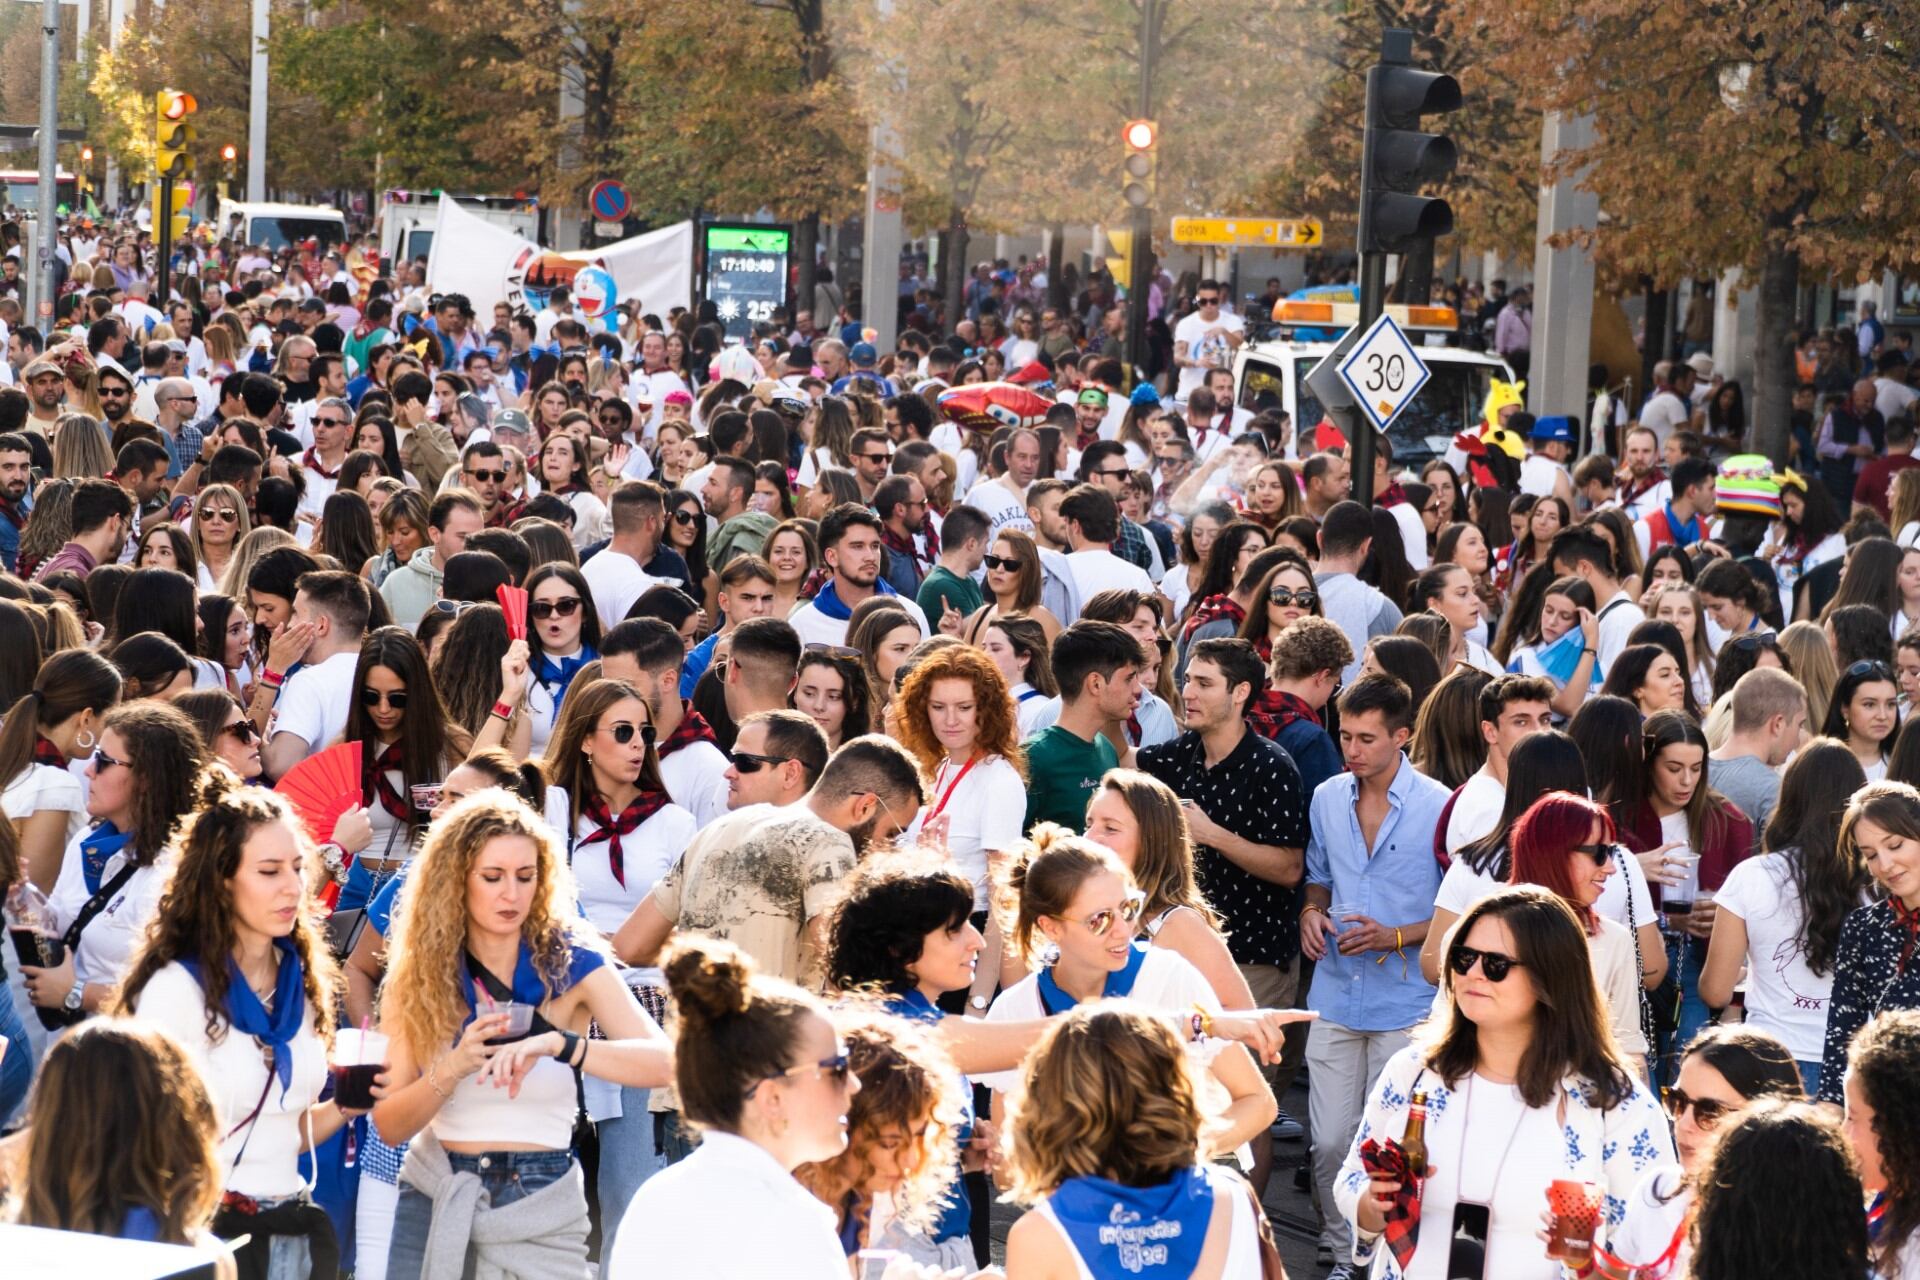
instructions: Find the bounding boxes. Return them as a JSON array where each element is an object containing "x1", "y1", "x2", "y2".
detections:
[
  {"x1": 274, "y1": 741, "x2": 364, "y2": 910},
  {"x1": 497, "y1": 584, "x2": 529, "y2": 641},
  {"x1": 1313, "y1": 418, "x2": 1349, "y2": 452}
]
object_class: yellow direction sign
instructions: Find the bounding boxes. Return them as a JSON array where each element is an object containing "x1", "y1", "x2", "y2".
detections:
[{"x1": 1170, "y1": 217, "x2": 1323, "y2": 248}]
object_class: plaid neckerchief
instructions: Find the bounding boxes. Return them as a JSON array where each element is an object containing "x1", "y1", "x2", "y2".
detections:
[{"x1": 1357, "y1": 1137, "x2": 1422, "y2": 1271}]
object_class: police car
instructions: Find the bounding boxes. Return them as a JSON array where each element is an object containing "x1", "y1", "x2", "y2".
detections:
[{"x1": 1231, "y1": 295, "x2": 1515, "y2": 465}]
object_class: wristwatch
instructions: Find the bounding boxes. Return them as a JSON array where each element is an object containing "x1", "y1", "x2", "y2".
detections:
[
  {"x1": 968, "y1": 995, "x2": 989, "y2": 1011},
  {"x1": 62, "y1": 979, "x2": 84, "y2": 1013}
]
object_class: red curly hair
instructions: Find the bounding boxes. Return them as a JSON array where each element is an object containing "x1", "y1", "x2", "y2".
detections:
[{"x1": 894, "y1": 643, "x2": 1026, "y2": 781}]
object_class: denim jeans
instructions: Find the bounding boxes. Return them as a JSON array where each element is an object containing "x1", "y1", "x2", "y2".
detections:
[
  {"x1": 0, "y1": 986, "x2": 34, "y2": 1129},
  {"x1": 595, "y1": 1086, "x2": 663, "y2": 1249},
  {"x1": 386, "y1": 1149, "x2": 575, "y2": 1280},
  {"x1": 1797, "y1": 1059, "x2": 1822, "y2": 1098}
]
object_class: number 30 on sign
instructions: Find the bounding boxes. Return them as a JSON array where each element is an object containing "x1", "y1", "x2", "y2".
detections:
[{"x1": 1337, "y1": 312, "x2": 1432, "y2": 432}]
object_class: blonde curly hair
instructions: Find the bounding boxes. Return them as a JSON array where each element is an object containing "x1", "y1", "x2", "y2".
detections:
[
  {"x1": 1001, "y1": 1002, "x2": 1202, "y2": 1204},
  {"x1": 380, "y1": 790, "x2": 592, "y2": 1061}
]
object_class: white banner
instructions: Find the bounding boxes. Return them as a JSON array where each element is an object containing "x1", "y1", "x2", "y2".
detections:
[{"x1": 424, "y1": 194, "x2": 693, "y2": 325}]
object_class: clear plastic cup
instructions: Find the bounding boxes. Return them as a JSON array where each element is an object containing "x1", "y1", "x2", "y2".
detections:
[
  {"x1": 410, "y1": 783, "x2": 443, "y2": 814},
  {"x1": 331, "y1": 1028, "x2": 389, "y2": 1110},
  {"x1": 482, "y1": 1001, "x2": 536, "y2": 1044}
]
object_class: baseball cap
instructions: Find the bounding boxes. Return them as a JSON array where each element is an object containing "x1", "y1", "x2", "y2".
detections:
[
  {"x1": 1527, "y1": 415, "x2": 1574, "y2": 443},
  {"x1": 849, "y1": 341, "x2": 878, "y2": 367},
  {"x1": 492, "y1": 408, "x2": 533, "y2": 436}
]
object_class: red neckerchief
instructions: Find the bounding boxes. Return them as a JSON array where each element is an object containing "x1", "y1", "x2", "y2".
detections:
[
  {"x1": 656, "y1": 705, "x2": 718, "y2": 759},
  {"x1": 1376, "y1": 481, "x2": 1409, "y2": 508},
  {"x1": 32, "y1": 735, "x2": 67, "y2": 769},
  {"x1": 1074, "y1": 421, "x2": 1102, "y2": 451},
  {"x1": 1245, "y1": 688, "x2": 1320, "y2": 741},
  {"x1": 364, "y1": 739, "x2": 409, "y2": 822},
  {"x1": 487, "y1": 498, "x2": 527, "y2": 529},
  {"x1": 578, "y1": 790, "x2": 671, "y2": 887},
  {"x1": 880, "y1": 524, "x2": 931, "y2": 576},
  {"x1": 302, "y1": 448, "x2": 342, "y2": 480},
  {"x1": 1620, "y1": 465, "x2": 1666, "y2": 505},
  {"x1": 0, "y1": 493, "x2": 26, "y2": 531},
  {"x1": 1179, "y1": 593, "x2": 1246, "y2": 648},
  {"x1": 917, "y1": 511, "x2": 942, "y2": 560},
  {"x1": 1894, "y1": 897, "x2": 1920, "y2": 975}
]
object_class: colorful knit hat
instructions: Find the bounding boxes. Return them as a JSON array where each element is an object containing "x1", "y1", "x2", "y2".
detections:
[{"x1": 1717, "y1": 454, "x2": 1781, "y2": 518}]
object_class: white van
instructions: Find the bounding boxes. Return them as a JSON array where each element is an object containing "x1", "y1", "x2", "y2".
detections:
[{"x1": 216, "y1": 200, "x2": 349, "y2": 254}]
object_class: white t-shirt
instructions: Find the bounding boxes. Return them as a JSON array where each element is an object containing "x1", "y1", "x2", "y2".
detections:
[
  {"x1": 1612, "y1": 1169, "x2": 1691, "y2": 1280},
  {"x1": 905, "y1": 754, "x2": 1026, "y2": 909},
  {"x1": 1519, "y1": 452, "x2": 1564, "y2": 498},
  {"x1": 1714, "y1": 851, "x2": 1858, "y2": 1061},
  {"x1": 980, "y1": 945, "x2": 1223, "y2": 1094},
  {"x1": 1595, "y1": 592, "x2": 1646, "y2": 671},
  {"x1": 1640, "y1": 390, "x2": 1692, "y2": 447},
  {"x1": 1174, "y1": 311, "x2": 1245, "y2": 398},
  {"x1": 962, "y1": 477, "x2": 1033, "y2": 542},
  {"x1": 632, "y1": 369, "x2": 691, "y2": 436},
  {"x1": 569, "y1": 801, "x2": 698, "y2": 986},
  {"x1": 47, "y1": 831, "x2": 174, "y2": 989},
  {"x1": 297, "y1": 459, "x2": 340, "y2": 530},
  {"x1": 1444, "y1": 769, "x2": 1505, "y2": 854},
  {"x1": 1064, "y1": 547, "x2": 1154, "y2": 604},
  {"x1": 269, "y1": 650, "x2": 359, "y2": 756},
  {"x1": 580, "y1": 548, "x2": 663, "y2": 632},
  {"x1": 132, "y1": 961, "x2": 328, "y2": 1199},
  {"x1": 1388, "y1": 499, "x2": 1430, "y2": 571},
  {"x1": 788, "y1": 591, "x2": 930, "y2": 649},
  {"x1": 2, "y1": 761, "x2": 88, "y2": 849},
  {"x1": 657, "y1": 737, "x2": 732, "y2": 830},
  {"x1": 563, "y1": 489, "x2": 612, "y2": 550},
  {"x1": 1462, "y1": 637, "x2": 1503, "y2": 677},
  {"x1": 1436, "y1": 843, "x2": 1656, "y2": 934}
]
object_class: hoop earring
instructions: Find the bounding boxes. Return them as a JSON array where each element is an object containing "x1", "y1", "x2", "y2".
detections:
[{"x1": 75, "y1": 729, "x2": 95, "y2": 752}]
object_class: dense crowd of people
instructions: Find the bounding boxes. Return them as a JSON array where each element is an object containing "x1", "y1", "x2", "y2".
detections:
[{"x1": 0, "y1": 223, "x2": 1917, "y2": 1280}]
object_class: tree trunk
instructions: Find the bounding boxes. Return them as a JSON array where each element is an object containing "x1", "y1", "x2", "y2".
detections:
[
  {"x1": 943, "y1": 206, "x2": 969, "y2": 332},
  {"x1": 1045, "y1": 223, "x2": 1068, "y2": 313},
  {"x1": 1641, "y1": 281, "x2": 1668, "y2": 404},
  {"x1": 1751, "y1": 243, "x2": 1801, "y2": 465},
  {"x1": 794, "y1": 212, "x2": 818, "y2": 328}
]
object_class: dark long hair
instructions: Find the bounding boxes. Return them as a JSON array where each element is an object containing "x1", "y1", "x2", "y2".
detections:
[
  {"x1": 0, "y1": 598, "x2": 44, "y2": 710},
  {"x1": 1364, "y1": 636, "x2": 1441, "y2": 717},
  {"x1": 1425, "y1": 886, "x2": 1633, "y2": 1110},
  {"x1": 1761, "y1": 738, "x2": 1871, "y2": 976},
  {"x1": 1567, "y1": 694, "x2": 1644, "y2": 815},
  {"x1": 1846, "y1": 1011, "x2": 1920, "y2": 1277},
  {"x1": 0, "y1": 648, "x2": 122, "y2": 789},
  {"x1": 1821, "y1": 658, "x2": 1900, "y2": 758},
  {"x1": 1710, "y1": 629, "x2": 1792, "y2": 704},
  {"x1": 1181, "y1": 521, "x2": 1268, "y2": 621},
  {"x1": 1361, "y1": 506, "x2": 1415, "y2": 608},
  {"x1": 665, "y1": 488, "x2": 709, "y2": 580},
  {"x1": 319, "y1": 490, "x2": 378, "y2": 572},
  {"x1": 1686, "y1": 1100, "x2": 1871, "y2": 1280},
  {"x1": 112, "y1": 567, "x2": 199, "y2": 656},
  {"x1": 347, "y1": 627, "x2": 464, "y2": 813},
  {"x1": 98, "y1": 701, "x2": 205, "y2": 862},
  {"x1": 525, "y1": 563, "x2": 604, "y2": 659},
  {"x1": 1621, "y1": 619, "x2": 1703, "y2": 719},
  {"x1": 1458, "y1": 730, "x2": 1590, "y2": 880}
]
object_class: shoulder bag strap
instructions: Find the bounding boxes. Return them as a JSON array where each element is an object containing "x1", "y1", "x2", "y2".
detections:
[
  {"x1": 1616, "y1": 845, "x2": 1658, "y2": 1054},
  {"x1": 59, "y1": 859, "x2": 141, "y2": 953}
]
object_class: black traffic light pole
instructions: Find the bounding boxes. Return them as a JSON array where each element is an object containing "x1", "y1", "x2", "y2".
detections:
[
  {"x1": 1352, "y1": 27, "x2": 1460, "y2": 504},
  {"x1": 1123, "y1": 0, "x2": 1158, "y2": 382},
  {"x1": 157, "y1": 173, "x2": 173, "y2": 308}
]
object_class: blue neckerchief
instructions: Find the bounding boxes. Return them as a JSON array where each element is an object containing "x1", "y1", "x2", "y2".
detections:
[
  {"x1": 79, "y1": 821, "x2": 134, "y2": 894},
  {"x1": 1036, "y1": 942, "x2": 1149, "y2": 1015},
  {"x1": 181, "y1": 937, "x2": 305, "y2": 1102},
  {"x1": 534, "y1": 645, "x2": 596, "y2": 712},
  {"x1": 119, "y1": 1205, "x2": 163, "y2": 1242},
  {"x1": 810, "y1": 576, "x2": 900, "y2": 622},
  {"x1": 885, "y1": 987, "x2": 943, "y2": 1024},
  {"x1": 1663, "y1": 500, "x2": 1701, "y2": 548},
  {"x1": 460, "y1": 942, "x2": 549, "y2": 1022},
  {"x1": 1048, "y1": 1165, "x2": 1214, "y2": 1279}
]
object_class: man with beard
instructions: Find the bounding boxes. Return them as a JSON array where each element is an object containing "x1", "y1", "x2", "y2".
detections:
[
  {"x1": 20, "y1": 357, "x2": 64, "y2": 436},
  {"x1": 786, "y1": 502, "x2": 928, "y2": 646},
  {"x1": 96, "y1": 364, "x2": 137, "y2": 431},
  {"x1": 0, "y1": 432, "x2": 32, "y2": 572}
]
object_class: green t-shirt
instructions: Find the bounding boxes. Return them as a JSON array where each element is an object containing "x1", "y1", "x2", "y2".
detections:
[
  {"x1": 1023, "y1": 724, "x2": 1119, "y2": 833},
  {"x1": 915, "y1": 564, "x2": 984, "y2": 628}
]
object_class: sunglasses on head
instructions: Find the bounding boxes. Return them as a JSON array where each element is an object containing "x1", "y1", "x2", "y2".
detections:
[
  {"x1": 466, "y1": 469, "x2": 508, "y2": 484},
  {"x1": 1847, "y1": 659, "x2": 1895, "y2": 680},
  {"x1": 1448, "y1": 944, "x2": 1524, "y2": 982},
  {"x1": 1269, "y1": 587, "x2": 1319, "y2": 608},
  {"x1": 1730, "y1": 631, "x2": 1778, "y2": 652},
  {"x1": 1664, "y1": 1087, "x2": 1736, "y2": 1128},
  {"x1": 361, "y1": 687, "x2": 408, "y2": 709},
  {"x1": 1065, "y1": 889, "x2": 1147, "y2": 937},
  {"x1": 805, "y1": 642, "x2": 863, "y2": 660},
  {"x1": 431, "y1": 599, "x2": 483, "y2": 618},
  {"x1": 530, "y1": 596, "x2": 582, "y2": 620},
  {"x1": 604, "y1": 721, "x2": 657, "y2": 746},
  {"x1": 729, "y1": 749, "x2": 792, "y2": 774},
  {"x1": 982, "y1": 554, "x2": 1024, "y2": 572}
]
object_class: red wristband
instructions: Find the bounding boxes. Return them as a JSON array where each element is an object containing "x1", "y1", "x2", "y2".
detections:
[
  {"x1": 491, "y1": 701, "x2": 514, "y2": 721},
  {"x1": 260, "y1": 668, "x2": 285, "y2": 687}
]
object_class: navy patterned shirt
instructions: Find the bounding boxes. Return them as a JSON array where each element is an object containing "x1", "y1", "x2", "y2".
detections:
[
  {"x1": 1139, "y1": 727, "x2": 1309, "y2": 967},
  {"x1": 1817, "y1": 899, "x2": 1920, "y2": 1103}
]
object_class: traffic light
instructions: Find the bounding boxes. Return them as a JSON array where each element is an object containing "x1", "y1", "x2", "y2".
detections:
[
  {"x1": 1357, "y1": 30, "x2": 1460, "y2": 256},
  {"x1": 153, "y1": 89, "x2": 197, "y2": 180},
  {"x1": 153, "y1": 183, "x2": 191, "y2": 242},
  {"x1": 1121, "y1": 119, "x2": 1156, "y2": 208}
]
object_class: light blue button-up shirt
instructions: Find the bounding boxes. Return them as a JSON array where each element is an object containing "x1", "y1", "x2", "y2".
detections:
[{"x1": 1305, "y1": 754, "x2": 1449, "y2": 1032}]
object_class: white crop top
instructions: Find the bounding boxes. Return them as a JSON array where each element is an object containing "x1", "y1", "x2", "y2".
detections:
[{"x1": 429, "y1": 1048, "x2": 578, "y2": 1151}]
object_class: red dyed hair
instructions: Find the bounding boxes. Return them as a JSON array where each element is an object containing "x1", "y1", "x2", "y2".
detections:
[{"x1": 1508, "y1": 790, "x2": 1614, "y2": 934}]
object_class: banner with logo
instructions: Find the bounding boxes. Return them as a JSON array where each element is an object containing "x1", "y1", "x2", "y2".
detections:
[{"x1": 424, "y1": 194, "x2": 693, "y2": 323}]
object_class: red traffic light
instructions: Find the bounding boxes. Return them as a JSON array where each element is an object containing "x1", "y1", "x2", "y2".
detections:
[
  {"x1": 1123, "y1": 119, "x2": 1156, "y2": 151},
  {"x1": 222, "y1": 144, "x2": 238, "y2": 161}
]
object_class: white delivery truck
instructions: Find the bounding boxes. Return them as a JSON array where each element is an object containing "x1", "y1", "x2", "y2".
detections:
[
  {"x1": 376, "y1": 190, "x2": 539, "y2": 268},
  {"x1": 1231, "y1": 297, "x2": 1515, "y2": 466},
  {"x1": 216, "y1": 199, "x2": 349, "y2": 254}
]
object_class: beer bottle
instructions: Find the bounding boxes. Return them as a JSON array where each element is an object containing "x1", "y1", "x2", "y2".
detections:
[{"x1": 1401, "y1": 1089, "x2": 1431, "y2": 1179}]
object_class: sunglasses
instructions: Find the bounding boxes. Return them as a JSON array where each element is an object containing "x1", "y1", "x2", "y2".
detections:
[
  {"x1": 1664, "y1": 1087, "x2": 1736, "y2": 1129},
  {"x1": 431, "y1": 599, "x2": 484, "y2": 617},
  {"x1": 804, "y1": 642, "x2": 863, "y2": 660},
  {"x1": 763, "y1": 1052, "x2": 852, "y2": 1089},
  {"x1": 530, "y1": 597, "x2": 582, "y2": 621},
  {"x1": 222, "y1": 719, "x2": 259, "y2": 744},
  {"x1": 1093, "y1": 467, "x2": 1130, "y2": 480},
  {"x1": 98, "y1": 387, "x2": 129, "y2": 397},
  {"x1": 466, "y1": 469, "x2": 509, "y2": 484},
  {"x1": 1269, "y1": 588, "x2": 1319, "y2": 608},
  {"x1": 361, "y1": 687, "x2": 408, "y2": 709},
  {"x1": 199, "y1": 507, "x2": 239, "y2": 522},
  {"x1": 91, "y1": 748, "x2": 132, "y2": 773},
  {"x1": 603, "y1": 721, "x2": 657, "y2": 746},
  {"x1": 1196, "y1": 295, "x2": 1221, "y2": 306},
  {"x1": 982, "y1": 554, "x2": 1024, "y2": 572},
  {"x1": 1730, "y1": 631, "x2": 1778, "y2": 652},
  {"x1": 1572, "y1": 842, "x2": 1613, "y2": 867},
  {"x1": 859, "y1": 452, "x2": 891, "y2": 464},
  {"x1": 1063, "y1": 889, "x2": 1147, "y2": 938},
  {"x1": 1448, "y1": 944, "x2": 1525, "y2": 982},
  {"x1": 671, "y1": 509, "x2": 700, "y2": 526},
  {"x1": 314, "y1": 416, "x2": 349, "y2": 428},
  {"x1": 1846, "y1": 659, "x2": 1895, "y2": 680},
  {"x1": 729, "y1": 750, "x2": 792, "y2": 774}
]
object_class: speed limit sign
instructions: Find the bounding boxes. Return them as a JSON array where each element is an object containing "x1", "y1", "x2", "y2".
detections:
[{"x1": 1337, "y1": 312, "x2": 1432, "y2": 431}]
